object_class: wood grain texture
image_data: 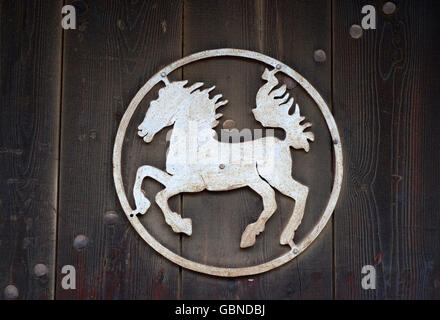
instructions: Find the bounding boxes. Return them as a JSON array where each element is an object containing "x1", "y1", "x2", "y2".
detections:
[
  {"x1": 0, "y1": 0, "x2": 62, "y2": 300},
  {"x1": 181, "y1": 0, "x2": 333, "y2": 299},
  {"x1": 1, "y1": 0, "x2": 438, "y2": 300},
  {"x1": 333, "y1": 0, "x2": 440, "y2": 299},
  {"x1": 56, "y1": 0, "x2": 182, "y2": 299}
]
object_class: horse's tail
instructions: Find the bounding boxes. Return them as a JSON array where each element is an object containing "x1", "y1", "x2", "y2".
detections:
[
  {"x1": 252, "y1": 68, "x2": 314, "y2": 152},
  {"x1": 283, "y1": 104, "x2": 314, "y2": 152}
]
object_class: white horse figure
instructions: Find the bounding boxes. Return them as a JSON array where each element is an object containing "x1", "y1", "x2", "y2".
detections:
[{"x1": 132, "y1": 68, "x2": 314, "y2": 249}]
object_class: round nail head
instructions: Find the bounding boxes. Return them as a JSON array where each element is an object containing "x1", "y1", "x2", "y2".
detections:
[
  {"x1": 222, "y1": 119, "x2": 236, "y2": 129},
  {"x1": 276, "y1": 64, "x2": 281, "y2": 70},
  {"x1": 383, "y1": 2, "x2": 396, "y2": 15},
  {"x1": 160, "y1": 72, "x2": 166, "y2": 77},
  {"x1": 34, "y1": 264, "x2": 48, "y2": 277},
  {"x1": 104, "y1": 211, "x2": 120, "y2": 225},
  {"x1": 280, "y1": 75, "x2": 297, "y2": 90},
  {"x1": 219, "y1": 164, "x2": 225, "y2": 169},
  {"x1": 314, "y1": 49, "x2": 326, "y2": 62},
  {"x1": 350, "y1": 24, "x2": 363, "y2": 39},
  {"x1": 4, "y1": 285, "x2": 18, "y2": 299},
  {"x1": 73, "y1": 234, "x2": 89, "y2": 250}
]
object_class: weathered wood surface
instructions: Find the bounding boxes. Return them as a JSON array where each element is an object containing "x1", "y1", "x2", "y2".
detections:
[
  {"x1": 0, "y1": 0, "x2": 439, "y2": 300},
  {"x1": 333, "y1": 0, "x2": 440, "y2": 299},
  {"x1": 56, "y1": 0, "x2": 182, "y2": 299},
  {"x1": 181, "y1": 0, "x2": 333, "y2": 299},
  {"x1": 0, "y1": 0, "x2": 62, "y2": 300}
]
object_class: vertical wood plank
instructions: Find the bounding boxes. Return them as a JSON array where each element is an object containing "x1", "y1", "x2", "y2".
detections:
[
  {"x1": 182, "y1": 0, "x2": 333, "y2": 299},
  {"x1": 56, "y1": 0, "x2": 182, "y2": 299},
  {"x1": 0, "y1": 0, "x2": 62, "y2": 300},
  {"x1": 334, "y1": 0, "x2": 440, "y2": 299}
]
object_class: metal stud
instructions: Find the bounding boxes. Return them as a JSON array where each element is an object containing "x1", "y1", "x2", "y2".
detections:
[
  {"x1": 313, "y1": 49, "x2": 326, "y2": 63},
  {"x1": 222, "y1": 119, "x2": 236, "y2": 129},
  {"x1": 4, "y1": 285, "x2": 18, "y2": 300},
  {"x1": 73, "y1": 234, "x2": 89, "y2": 250},
  {"x1": 383, "y1": 2, "x2": 396, "y2": 15},
  {"x1": 293, "y1": 248, "x2": 299, "y2": 254},
  {"x1": 276, "y1": 64, "x2": 282, "y2": 70},
  {"x1": 34, "y1": 264, "x2": 48, "y2": 277},
  {"x1": 219, "y1": 164, "x2": 225, "y2": 169},
  {"x1": 104, "y1": 211, "x2": 120, "y2": 225},
  {"x1": 160, "y1": 71, "x2": 166, "y2": 77},
  {"x1": 349, "y1": 24, "x2": 363, "y2": 39}
]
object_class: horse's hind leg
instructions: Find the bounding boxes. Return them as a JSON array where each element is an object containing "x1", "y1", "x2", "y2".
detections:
[
  {"x1": 132, "y1": 165, "x2": 171, "y2": 215},
  {"x1": 240, "y1": 179, "x2": 277, "y2": 248},
  {"x1": 261, "y1": 173, "x2": 308, "y2": 248},
  {"x1": 278, "y1": 180, "x2": 308, "y2": 248}
]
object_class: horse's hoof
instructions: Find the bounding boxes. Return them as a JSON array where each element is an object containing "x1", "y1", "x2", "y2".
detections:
[
  {"x1": 133, "y1": 189, "x2": 150, "y2": 214},
  {"x1": 135, "y1": 197, "x2": 151, "y2": 215},
  {"x1": 240, "y1": 235, "x2": 256, "y2": 248},
  {"x1": 168, "y1": 214, "x2": 192, "y2": 236},
  {"x1": 240, "y1": 225, "x2": 257, "y2": 248},
  {"x1": 280, "y1": 233, "x2": 295, "y2": 247},
  {"x1": 180, "y1": 218, "x2": 192, "y2": 236}
]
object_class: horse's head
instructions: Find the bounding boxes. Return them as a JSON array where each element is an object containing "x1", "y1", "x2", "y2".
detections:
[
  {"x1": 138, "y1": 79, "x2": 228, "y2": 143},
  {"x1": 138, "y1": 81, "x2": 188, "y2": 143}
]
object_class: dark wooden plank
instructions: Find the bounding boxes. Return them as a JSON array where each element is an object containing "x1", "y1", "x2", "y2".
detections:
[
  {"x1": 0, "y1": 0, "x2": 62, "y2": 300},
  {"x1": 182, "y1": 0, "x2": 333, "y2": 299},
  {"x1": 334, "y1": 0, "x2": 440, "y2": 299},
  {"x1": 56, "y1": 0, "x2": 182, "y2": 299}
]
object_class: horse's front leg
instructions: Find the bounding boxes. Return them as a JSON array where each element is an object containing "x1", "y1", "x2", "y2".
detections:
[
  {"x1": 132, "y1": 165, "x2": 171, "y2": 216},
  {"x1": 155, "y1": 176, "x2": 204, "y2": 236},
  {"x1": 240, "y1": 179, "x2": 277, "y2": 248}
]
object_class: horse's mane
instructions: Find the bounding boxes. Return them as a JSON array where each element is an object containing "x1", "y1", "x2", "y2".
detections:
[{"x1": 156, "y1": 80, "x2": 228, "y2": 128}]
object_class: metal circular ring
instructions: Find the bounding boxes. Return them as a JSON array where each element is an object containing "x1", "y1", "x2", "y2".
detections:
[{"x1": 113, "y1": 49, "x2": 343, "y2": 277}]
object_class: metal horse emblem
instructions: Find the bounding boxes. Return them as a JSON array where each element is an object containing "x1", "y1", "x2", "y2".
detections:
[{"x1": 132, "y1": 67, "x2": 314, "y2": 250}]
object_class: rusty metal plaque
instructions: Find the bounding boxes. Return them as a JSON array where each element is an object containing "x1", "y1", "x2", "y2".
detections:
[{"x1": 113, "y1": 49, "x2": 343, "y2": 277}]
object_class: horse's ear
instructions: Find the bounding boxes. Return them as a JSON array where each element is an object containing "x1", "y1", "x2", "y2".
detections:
[{"x1": 262, "y1": 68, "x2": 271, "y2": 80}]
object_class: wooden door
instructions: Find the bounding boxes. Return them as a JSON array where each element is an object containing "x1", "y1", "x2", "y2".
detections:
[{"x1": 0, "y1": 0, "x2": 439, "y2": 300}]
